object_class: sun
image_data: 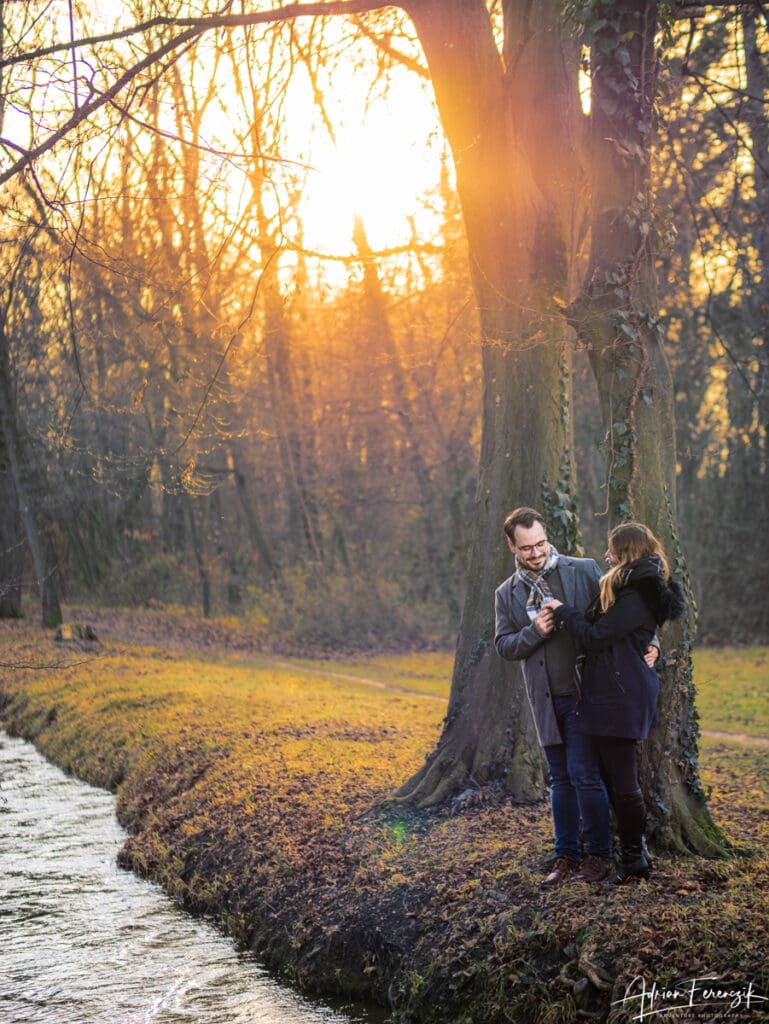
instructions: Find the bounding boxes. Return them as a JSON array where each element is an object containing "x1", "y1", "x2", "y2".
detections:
[{"x1": 284, "y1": 52, "x2": 446, "y2": 264}]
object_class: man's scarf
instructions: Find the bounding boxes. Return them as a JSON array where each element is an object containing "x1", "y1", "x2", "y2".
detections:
[{"x1": 516, "y1": 546, "x2": 560, "y2": 622}]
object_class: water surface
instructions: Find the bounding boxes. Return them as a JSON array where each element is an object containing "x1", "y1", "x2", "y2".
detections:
[{"x1": 0, "y1": 731, "x2": 386, "y2": 1024}]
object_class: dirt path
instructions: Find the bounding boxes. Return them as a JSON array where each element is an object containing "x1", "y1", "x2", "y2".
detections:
[
  {"x1": 250, "y1": 656, "x2": 449, "y2": 702},
  {"x1": 61, "y1": 608, "x2": 769, "y2": 745},
  {"x1": 700, "y1": 729, "x2": 769, "y2": 748},
  {"x1": 258, "y1": 658, "x2": 769, "y2": 748},
  {"x1": 260, "y1": 659, "x2": 769, "y2": 747}
]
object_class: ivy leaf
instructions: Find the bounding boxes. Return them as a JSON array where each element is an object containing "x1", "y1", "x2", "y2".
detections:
[{"x1": 620, "y1": 321, "x2": 638, "y2": 339}]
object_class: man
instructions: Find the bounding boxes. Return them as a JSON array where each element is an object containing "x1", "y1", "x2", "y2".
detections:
[{"x1": 494, "y1": 507, "x2": 658, "y2": 886}]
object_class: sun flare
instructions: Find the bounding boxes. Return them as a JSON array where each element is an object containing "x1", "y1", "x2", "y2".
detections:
[{"x1": 286, "y1": 61, "x2": 446, "y2": 261}]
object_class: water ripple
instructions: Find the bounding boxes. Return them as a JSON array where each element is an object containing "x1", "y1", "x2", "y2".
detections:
[{"x1": 0, "y1": 732, "x2": 385, "y2": 1024}]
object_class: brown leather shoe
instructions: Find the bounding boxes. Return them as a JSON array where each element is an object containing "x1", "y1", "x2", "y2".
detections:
[
  {"x1": 541, "y1": 857, "x2": 580, "y2": 887},
  {"x1": 572, "y1": 854, "x2": 615, "y2": 883}
]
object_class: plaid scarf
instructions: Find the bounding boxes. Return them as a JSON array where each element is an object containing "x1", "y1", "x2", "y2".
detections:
[{"x1": 516, "y1": 546, "x2": 560, "y2": 622}]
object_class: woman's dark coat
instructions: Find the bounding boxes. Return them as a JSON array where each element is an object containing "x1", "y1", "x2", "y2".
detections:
[{"x1": 553, "y1": 558, "x2": 686, "y2": 740}]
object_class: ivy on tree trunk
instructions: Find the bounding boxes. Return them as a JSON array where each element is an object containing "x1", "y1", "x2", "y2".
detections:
[
  {"x1": 395, "y1": 0, "x2": 584, "y2": 806},
  {"x1": 566, "y1": 0, "x2": 726, "y2": 854}
]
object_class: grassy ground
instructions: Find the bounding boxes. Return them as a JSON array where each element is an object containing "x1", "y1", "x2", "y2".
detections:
[
  {"x1": 1, "y1": 617, "x2": 768, "y2": 1023},
  {"x1": 692, "y1": 647, "x2": 769, "y2": 736},
  {"x1": 301, "y1": 647, "x2": 769, "y2": 733}
]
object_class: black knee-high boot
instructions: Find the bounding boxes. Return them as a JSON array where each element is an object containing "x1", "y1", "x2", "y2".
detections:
[{"x1": 606, "y1": 790, "x2": 650, "y2": 885}]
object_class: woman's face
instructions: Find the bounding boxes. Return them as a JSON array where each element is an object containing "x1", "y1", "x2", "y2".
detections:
[{"x1": 604, "y1": 544, "x2": 619, "y2": 568}]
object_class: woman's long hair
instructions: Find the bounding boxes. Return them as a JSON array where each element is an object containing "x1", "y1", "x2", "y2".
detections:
[{"x1": 599, "y1": 522, "x2": 669, "y2": 612}]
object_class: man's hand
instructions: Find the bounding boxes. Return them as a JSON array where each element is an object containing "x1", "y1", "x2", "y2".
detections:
[
  {"x1": 533, "y1": 605, "x2": 555, "y2": 636},
  {"x1": 644, "y1": 645, "x2": 660, "y2": 668}
]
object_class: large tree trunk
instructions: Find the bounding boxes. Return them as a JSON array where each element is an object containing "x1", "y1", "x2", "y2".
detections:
[
  {"x1": 567, "y1": 0, "x2": 725, "y2": 854},
  {"x1": 395, "y1": 0, "x2": 584, "y2": 806}
]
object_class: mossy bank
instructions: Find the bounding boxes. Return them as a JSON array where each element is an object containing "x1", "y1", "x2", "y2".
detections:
[{"x1": 2, "y1": 619, "x2": 768, "y2": 1023}]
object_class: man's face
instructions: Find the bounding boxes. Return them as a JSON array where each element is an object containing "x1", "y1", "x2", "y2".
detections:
[{"x1": 508, "y1": 522, "x2": 550, "y2": 572}]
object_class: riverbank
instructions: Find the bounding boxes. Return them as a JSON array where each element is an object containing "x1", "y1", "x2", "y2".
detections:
[
  {"x1": 2, "y1": 618, "x2": 768, "y2": 1023},
  {"x1": 1, "y1": 729, "x2": 381, "y2": 1024}
]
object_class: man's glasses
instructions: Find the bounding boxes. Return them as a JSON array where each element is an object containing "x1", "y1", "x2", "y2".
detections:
[{"x1": 516, "y1": 539, "x2": 549, "y2": 555}]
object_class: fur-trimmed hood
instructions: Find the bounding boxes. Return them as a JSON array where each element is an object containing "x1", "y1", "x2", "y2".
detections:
[{"x1": 621, "y1": 556, "x2": 687, "y2": 626}]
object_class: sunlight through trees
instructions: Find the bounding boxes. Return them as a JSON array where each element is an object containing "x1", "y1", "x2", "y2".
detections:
[{"x1": 0, "y1": 1, "x2": 767, "y2": 847}]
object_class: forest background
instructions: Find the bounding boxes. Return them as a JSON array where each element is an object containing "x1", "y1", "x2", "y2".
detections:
[
  {"x1": 2, "y1": 7, "x2": 769, "y2": 1015},
  {"x1": 1, "y1": 0, "x2": 767, "y2": 653}
]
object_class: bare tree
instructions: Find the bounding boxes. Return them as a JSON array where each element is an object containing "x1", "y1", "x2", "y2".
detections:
[
  {"x1": 0, "y1": 242, "x2": 63, "y2": 628},
  {"x1": 0, "y1": 0, "x2": 745, "y2": 852}
]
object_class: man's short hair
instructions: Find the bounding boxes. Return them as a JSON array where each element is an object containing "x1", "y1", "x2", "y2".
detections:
[{"x1": 503, "y1": 507, "x2": 546, "y2": 543}]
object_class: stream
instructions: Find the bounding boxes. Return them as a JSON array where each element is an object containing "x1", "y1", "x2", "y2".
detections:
[{"x1": 0, "y1": 730, "x2": 388, "y2": 1024}]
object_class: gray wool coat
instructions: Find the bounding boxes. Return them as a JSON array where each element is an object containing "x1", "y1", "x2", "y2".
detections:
[{"x1": 494, "y1": 555, "x2": 602, "y2": 748}]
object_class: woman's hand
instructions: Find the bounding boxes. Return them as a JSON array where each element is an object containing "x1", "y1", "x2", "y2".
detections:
[
  {"x1": 643, "y1": 645, "x2": 660, "y2": 668},
  {"x1": 533, "y1": 605, "x2": 555, "y2": 635}
]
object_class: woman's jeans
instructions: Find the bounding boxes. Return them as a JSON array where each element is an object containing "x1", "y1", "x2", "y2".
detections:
[{"x1": 543, "y1": 694, "x2": 612, "y2": 861}]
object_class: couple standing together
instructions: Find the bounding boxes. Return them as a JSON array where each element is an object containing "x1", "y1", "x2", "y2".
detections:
[{"x1": 494, "y1": 507, "x2": 686, "y2": 886}]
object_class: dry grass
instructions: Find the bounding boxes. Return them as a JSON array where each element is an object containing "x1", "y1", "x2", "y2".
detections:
[{"x1": 1, "y1": 619, "x2": 767, "y2": 1023}]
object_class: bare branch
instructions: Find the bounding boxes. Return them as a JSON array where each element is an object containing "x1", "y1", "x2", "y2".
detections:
[
  {"x1": 0, "y1": 135, "x2": 28, "y2": 155},
  {"x1": 0, "y1": 25, "x2": 204, "y2": 185},
  {"x1": 285, "y1": 236, "x2": 444, "y2": 261},
  {"x1": 684, "y1": 68, "x2": 767, "y2": 105},
  {"x1": 291, "y1": 29, "x2": 339, "y2": 144},
  {"x1": 0, "y1": 656, "x2": 101, "y2": 670},
  {"x1": 68, "y1": 0, "x2": 78, "y2": 110},
  {"x1": 0, "y1": 0, "x2": 397, "y2": 69},
  {"x1": 105, "y1": 96, "x2": 313, "y2": 169},
  {"x1": 350, "y1": 15, "x2": 430, "y2": 79},
  {"x1": 687, "y1": 67, "x2": 769, "y2": 180},
  {"x1": 170, "y1": 247, "x2": 280, "y2": 457},
  {"x1": 0, "y1": 0, "x2": 400, "y2": 186},
  {"x1": 663, "y1": 124, "x2": 763, "y2": 403}
]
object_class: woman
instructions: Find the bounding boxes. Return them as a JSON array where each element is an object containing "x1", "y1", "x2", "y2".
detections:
[{"x1": 546, "y1": 522, "x2": 686, "y2": 884}]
